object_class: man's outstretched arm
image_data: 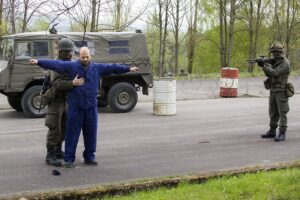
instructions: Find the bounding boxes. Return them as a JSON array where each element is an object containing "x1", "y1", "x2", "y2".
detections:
[
  {"x1": 97, "y1": 63, "x2": 139, "y2": 76},
  {"x1": 29, "y1": 59, "x2": 72, "y2": 74}
]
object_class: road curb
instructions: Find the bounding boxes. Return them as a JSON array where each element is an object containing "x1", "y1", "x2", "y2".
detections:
[{"x1": 5, "y1": 160, "x2": 300, "y2": 200}]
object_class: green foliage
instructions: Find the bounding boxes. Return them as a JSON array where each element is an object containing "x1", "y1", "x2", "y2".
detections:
[
  {"x1": 30, "y1": 17, "x2": 50, "y2": 32},
  {"x1": 98, "y1": 168, "x2": 300, "y2": 200},
  {"x1": 0, "y1": 20, "x2": 8, "y2": 36}
]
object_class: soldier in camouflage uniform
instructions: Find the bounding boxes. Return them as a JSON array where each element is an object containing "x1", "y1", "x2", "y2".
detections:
[
  {"x1": 45, "y1": 38, "x2": 84, "y2": 166},
  {"x1": 260, "y1": 43, "x2": 291, "y2": 142}
]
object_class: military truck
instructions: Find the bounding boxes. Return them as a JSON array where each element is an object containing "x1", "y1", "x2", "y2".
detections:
[{"x1": 0, "y1": 31, "x2": 152, "y2": 118}]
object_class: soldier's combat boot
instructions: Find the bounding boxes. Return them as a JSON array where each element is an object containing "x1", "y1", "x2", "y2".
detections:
[
  {"x1": 274, "y1": 130, "x2": 286, "y2": 142},
  {"x1": 55, "y1": 144, "x2": 64, "y2": 159},
  {"x1": 261, "y1": 129, "x2": 276, "y2": 138},
  {"x1": 46, "y1": 148, "x2": 62, "y2": 166}
]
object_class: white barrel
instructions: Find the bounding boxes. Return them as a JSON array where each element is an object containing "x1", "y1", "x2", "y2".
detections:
[{"x1": 153, "y1": 79, "x2": 176, "y2": 116}]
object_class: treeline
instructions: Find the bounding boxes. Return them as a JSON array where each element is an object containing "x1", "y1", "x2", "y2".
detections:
[{"x1": 0, "y1": 0, "x2": 299, "y2": 76}]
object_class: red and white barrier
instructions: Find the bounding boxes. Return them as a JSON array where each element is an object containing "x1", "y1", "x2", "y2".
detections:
[{"x1": 220, "y1": 67, "x2": 239, "y2": 97}]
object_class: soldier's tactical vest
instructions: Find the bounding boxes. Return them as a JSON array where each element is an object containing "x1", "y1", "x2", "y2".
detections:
[
  {"x1": 270, "y1": 58, "x2": 290, "y2": 92},
  {"x1": 50, "y1": 71, "x2": 70, "y2": 102}
]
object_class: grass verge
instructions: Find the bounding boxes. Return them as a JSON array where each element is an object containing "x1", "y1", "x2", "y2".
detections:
[
  {"x1": 99, "y1": 167, "x2": 300, "y2": 200},
  {"x1": 6, "y1": 161, "x2": 300, "y2": 200}
]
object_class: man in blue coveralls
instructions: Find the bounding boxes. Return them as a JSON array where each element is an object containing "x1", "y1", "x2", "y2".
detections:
[{"x1": 30, "y1": 47, "x2": 139, "y2": 168}]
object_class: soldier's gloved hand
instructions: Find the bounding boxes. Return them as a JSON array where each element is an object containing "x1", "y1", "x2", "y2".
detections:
[{"x1": 257, "y1": 59, "x2": 264, "y2": 67}]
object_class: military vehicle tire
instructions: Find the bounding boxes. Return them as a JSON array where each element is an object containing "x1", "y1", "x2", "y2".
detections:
[
  {"x1": 7, "y1": 96, "x2": 23, "y2": 111},
  {"x1": 108, "y1": 82, "x2": 137, "y2": 113},
  {"x1": 21, "y1": 85, "x2": 46, "y2": 118}
]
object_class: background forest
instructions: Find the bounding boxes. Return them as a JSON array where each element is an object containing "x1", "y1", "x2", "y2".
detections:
[{"x1": 0, "y1": 0, "x2": 299, "y2": 77}]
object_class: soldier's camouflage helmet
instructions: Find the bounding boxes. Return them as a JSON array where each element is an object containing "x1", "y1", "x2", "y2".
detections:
[
  {"x1": 58, "y1": 38, "x2": 74, "y2": 51},
  {"x1": 269, "y1": 43, "x2": 284, "y2": 53}
]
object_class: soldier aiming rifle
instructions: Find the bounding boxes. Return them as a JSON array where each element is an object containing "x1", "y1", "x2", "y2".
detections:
[
  {"x1": 246, "y1": 55, "x2": 272, "y2": 67},
  {"x1": 247, "y1": 43, "x2": 292, "y2": 142}
]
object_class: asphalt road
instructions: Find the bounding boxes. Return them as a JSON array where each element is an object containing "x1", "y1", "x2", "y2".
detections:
[{"x1": 0, "y1": 94, "x2": 300, "y2": 198}]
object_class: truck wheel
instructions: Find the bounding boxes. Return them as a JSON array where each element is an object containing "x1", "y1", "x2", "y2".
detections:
[
  {"x1": 7, "y1": 96, "x2": 23, "y2": 112},
  {"x1": 21, "y1": 85, "x2": 46, "y2": 118},
  {"x1": 108, "y1": 82, "x2": 137, "y2": 113}
]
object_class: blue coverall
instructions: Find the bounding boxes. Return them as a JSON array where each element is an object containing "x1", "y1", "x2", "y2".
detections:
[{"x1": 37, "y1": 60, "x2": 130, "y2": 162}]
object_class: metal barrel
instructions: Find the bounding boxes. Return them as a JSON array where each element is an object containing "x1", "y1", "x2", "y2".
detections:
[
  {"x1": 220, "y1": 67, "x2": 239, "y2": 97},
  {"x1": 153, "y1": 78, "x2": 176, "y2": 116}
]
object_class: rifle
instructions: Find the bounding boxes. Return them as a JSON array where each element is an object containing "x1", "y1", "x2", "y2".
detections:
[
  {"x1": 246, "y1": 55, "x2": 271, "y2": 67},
  {"x1": 39, "y1": 71, "x2": 51, "y2": 112}
]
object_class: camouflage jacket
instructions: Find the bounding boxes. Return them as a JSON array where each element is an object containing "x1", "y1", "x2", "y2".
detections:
[{"x1": 263, "y1": 57, "x2": 291, "y2": 92}]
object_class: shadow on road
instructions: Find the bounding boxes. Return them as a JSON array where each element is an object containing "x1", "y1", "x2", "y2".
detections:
[{"x1": 0, "y1": 109, "x2": 30, "y2": 119}]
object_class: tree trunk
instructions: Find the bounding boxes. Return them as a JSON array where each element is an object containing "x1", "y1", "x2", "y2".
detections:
[
  {"x1": 285, "y1": 0, "x2": 291, "y2": 58},
  {"x1": 0, "y1": 0, "x2": 3, "y2": 28},
  {"x1": 95, "y1": 0, "x2": 101, "y2": 31},
  {"x1": 227, "y1": 0, "x2": 236, "y2": 67},
  {"x1": 161, "y1": 0, "x2": 169, "y2": 75},
  {"x1": 158, "y1": 0, "x2": 164, "y2": 77},
  {"x1": 253, "y1": 0, "x2": 262, "y2": 62},
  {"x1": 187, "y1": 0, "x2": 199, "y2": 74},
  {"x1": 22, "y1": 0, "x2": 29, "y2": 32},
  {"x1": 219, "y1": 0, "x2": 226, "y2": 68},
  {"x1": 174, "y1": 0, "x2": 179, "y2": 75},
  {"x1": 90, "y1": 0, "x2": 97, "y2": 32},
  {"x1": 248, "y1": 0, "x2": 262, "y2": 73},
  {"x1": 248, "y1": 0, "x2": 254, "y2": 72},
  {"x1": 115, "y1": 0, "x2": 121, "y2": 31},
  {"x1": 10, "y1": 0, "x2": 16, "y2": 34}
]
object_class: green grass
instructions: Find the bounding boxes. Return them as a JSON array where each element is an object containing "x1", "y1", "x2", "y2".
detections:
[{"x1": 95, "y1": 168, "x2": 300, "y2": 200}]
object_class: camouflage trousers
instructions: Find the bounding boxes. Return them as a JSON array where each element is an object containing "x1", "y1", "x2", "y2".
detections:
[
  {"x1": 45, "y1": 101, "x2": 67, "y2": 149},
  {"x1": 269, "y1": 91, "x2": 289, "y2": 131}
]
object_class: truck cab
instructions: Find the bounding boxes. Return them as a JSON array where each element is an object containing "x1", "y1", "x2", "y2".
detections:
[{"x1": 0, "y1": 31, "x2": 152, "y2": 117}]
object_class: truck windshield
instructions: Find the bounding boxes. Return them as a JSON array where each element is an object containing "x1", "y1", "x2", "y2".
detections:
[{"x1": 0, "y1": 38, "x2": 13, "y2": 60}]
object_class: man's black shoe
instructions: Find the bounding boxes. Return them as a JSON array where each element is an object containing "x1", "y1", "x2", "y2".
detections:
[
  {"x1": 65, "y1": 161, "x2": 75, "y2": 168},
  {"x1": 46, "y1": 149, "x2": 62, "y2": 166},
  {"x1": 261, "y1": 130, "x2": 276, "y2": 138},
  {"x1": 55, "y1": 150, "x2": 64, "y2": 159},
  {"x1": 274, "y1": 132, "x2": 286, "y2": 142},
  {"x1": 84, "y1": 160, "x2": 98, "y2": 166},
  {"x1": 55, "y1": 144, "x2": 64, "y2": 159},
  {"x1": 46, "y1": 157, "x2": 62, "y2": 166}
]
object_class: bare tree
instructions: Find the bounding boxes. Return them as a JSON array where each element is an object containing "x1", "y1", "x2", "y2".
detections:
[
  {"x1": 186, "y1": 0, "x2": 199, "y2": 74},
  {"x1": 66, "y1": 0, "x2": 90, "y2": 32},
  {"x1": 218, "y1": 0, "x2": 245, "y2": 68},
  {"x1": 90, "y1": 0, "x2": 97, "y2": 32},
  {"x1": 169, "y1": 0, "x2": 189, "y2": 75},
  {"x1": 284, "y1": 0, "x2": 299, "y2": 58},
  {"x1": 105, "y1": 0, "x2": 149, "y2": 31},
  {"x1": 0, "y1": 0, "x2": 3, "y2": 29},
  {"x1": 157, "y1": 0, "x2": 170, "y2": 76},
  {"x1": 20, "y1": 0, "x2": 48, "y2": 32},
  {"x1": 9, "y1": 0, "x2": 16, "y2": 33},
  {"x1": 95, "y1": 0, "x2": 101, "y2": 31},
  {"x1": 268, "y1": 0, "x2": 299, "y2": 58},
  {"x1": 241, "y1": 0, "x2": 267, "y2": 72},
  {"x1": 46, "y1": 0, "x2": 80, "y2": 30}
]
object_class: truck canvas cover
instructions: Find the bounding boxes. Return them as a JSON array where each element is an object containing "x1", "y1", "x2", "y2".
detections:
[{"x1": 5, "y1": 31, "x2": 150, "y2": 66}]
